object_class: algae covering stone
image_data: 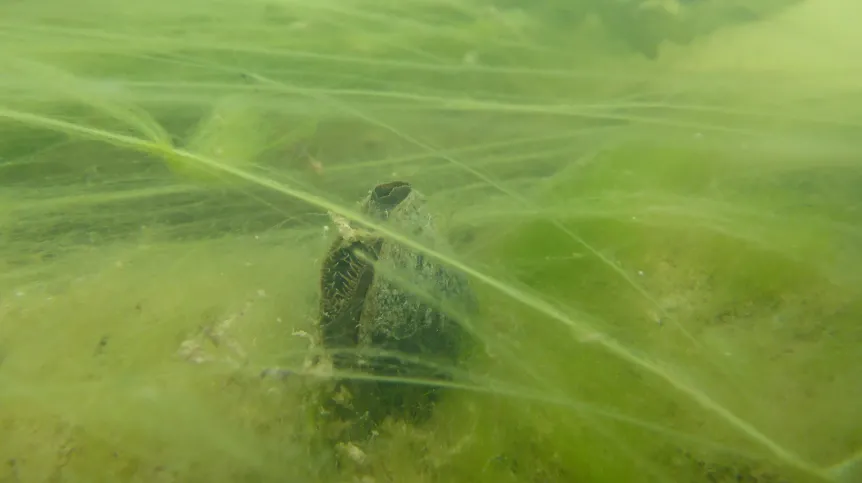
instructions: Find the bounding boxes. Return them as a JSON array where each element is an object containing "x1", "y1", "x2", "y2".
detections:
[{"x1": 317, "y1": 181, "x2": 475, "y2": 440}]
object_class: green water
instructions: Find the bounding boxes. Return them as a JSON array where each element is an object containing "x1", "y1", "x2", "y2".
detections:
[{"x1": 1, "y1": 1, "x2": 861, "y2": 482}]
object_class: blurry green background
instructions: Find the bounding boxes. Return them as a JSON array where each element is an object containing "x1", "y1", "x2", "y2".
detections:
[{"x1": 1, "y1": 0, "x2": 861, "y2": 482}]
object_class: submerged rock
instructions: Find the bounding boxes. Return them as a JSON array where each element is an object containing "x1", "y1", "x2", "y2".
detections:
[{"x1": 317, "y1": 181, "x2": 475, "y2": 441}]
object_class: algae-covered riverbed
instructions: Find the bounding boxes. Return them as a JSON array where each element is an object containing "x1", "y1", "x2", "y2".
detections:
[{"x1": 1, "y1": 1, "x2": 861, "y2": 482}]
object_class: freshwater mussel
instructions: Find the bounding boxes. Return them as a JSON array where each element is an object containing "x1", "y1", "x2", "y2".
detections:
[{"x1": 316, "y1": 181, "x2": 476, "y2": 441}]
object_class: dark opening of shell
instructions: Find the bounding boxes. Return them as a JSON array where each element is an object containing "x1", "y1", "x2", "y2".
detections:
[
  {"x1": 371, "y1": 181, "x2": 411, "y2": 207},
  {"x1": 316, "y1": 181, "x2": 475, "y2": 441},
  {"x1": 318, "y1": 240, "x2": 379, "y2": 364}
]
